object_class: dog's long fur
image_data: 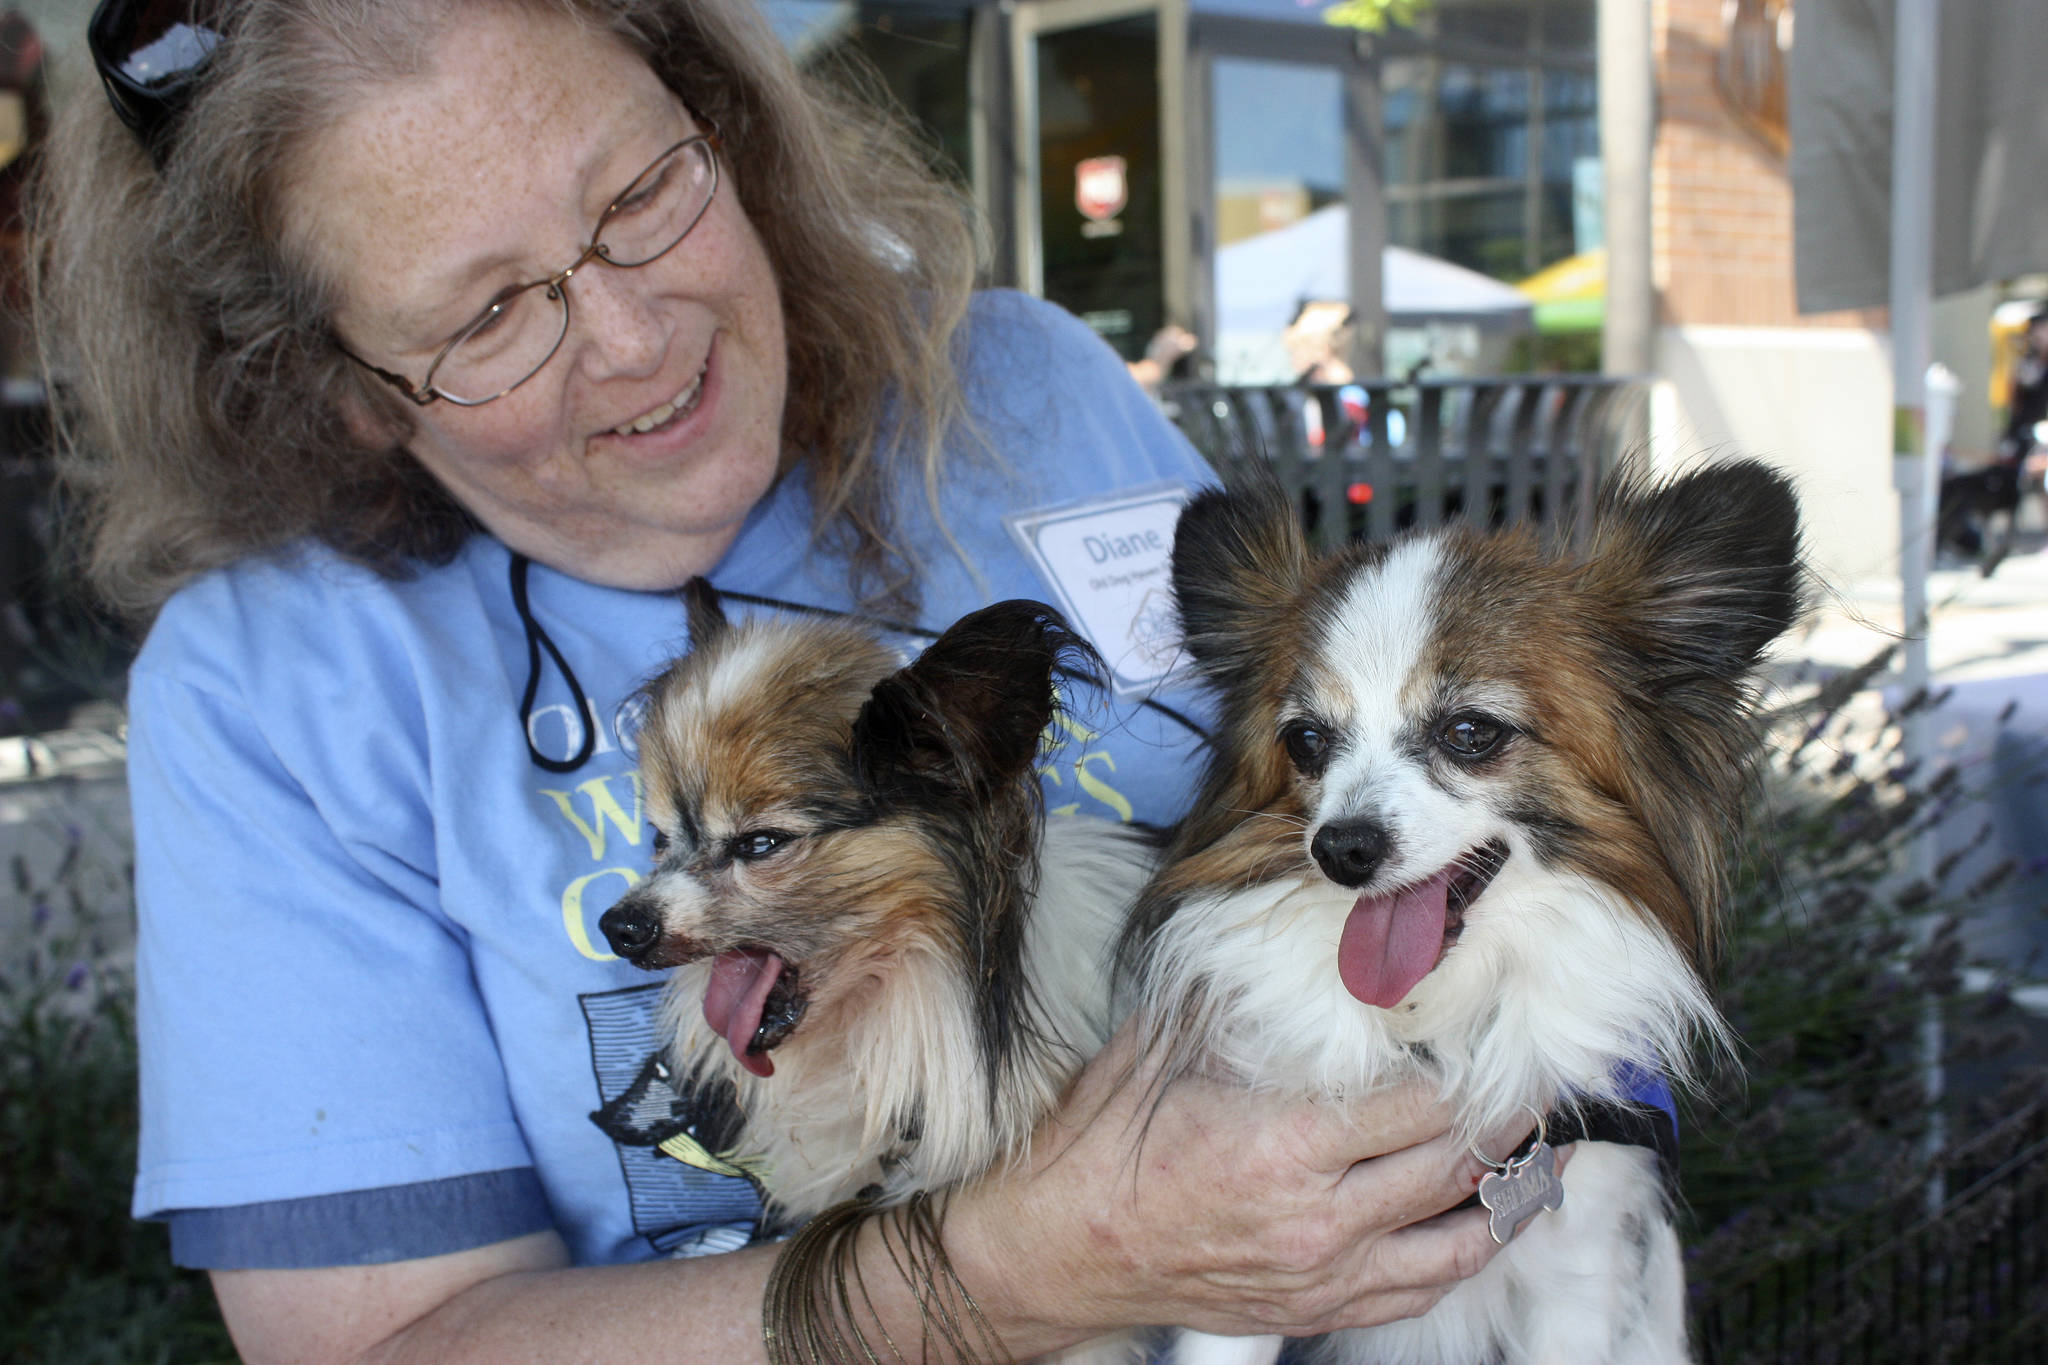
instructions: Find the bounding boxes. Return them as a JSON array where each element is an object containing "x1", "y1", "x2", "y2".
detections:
[
  {"x1": 1122, "y1": 461, "x2": 1802, "y2": 1365},
  {"x1": 603, "y1": 584, "x2": 1157, "y2": 1229}
]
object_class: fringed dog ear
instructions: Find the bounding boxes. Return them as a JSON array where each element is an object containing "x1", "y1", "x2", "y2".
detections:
[
  {"x1": 1584, "y1": 458, "x2": 1804, "y2": 686},
  {"x1": 680, "y1": 577, "x2": 730, "y2": 651},
  {"x1": 1576, "y1": 459, "x2": 1804, "y2": 973},
  {"x1": 852, "y1": 600, "x2": 1100, "y2": 802},
  {"x1": 1170, "y1": 466, "x2": 1310, "y2": 681}
]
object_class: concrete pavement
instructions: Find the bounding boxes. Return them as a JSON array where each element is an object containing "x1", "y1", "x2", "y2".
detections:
[
  {"x1": 1775, "y1": 533, "x2": 2048, "y2": 1027},
  {"x1": 1787, "y1": 530, "x2": 2048, "y2": 687}
]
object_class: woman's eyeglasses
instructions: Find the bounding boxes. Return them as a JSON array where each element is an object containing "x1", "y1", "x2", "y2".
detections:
[
  {"x1": 88, "y1": 0, "x2": 222, "y2": 167},
  {"x1": 343, "y1": 129, "x2": 724, "y2": 408}
]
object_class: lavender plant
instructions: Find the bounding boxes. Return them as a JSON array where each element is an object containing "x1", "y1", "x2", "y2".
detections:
[{"x1": 1682, "y1": 664, "x2": 2048, "y2": 1361}]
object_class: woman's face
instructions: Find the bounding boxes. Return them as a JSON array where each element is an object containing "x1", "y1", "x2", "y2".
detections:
[{"x1": 294, "y1": 5, "x2": 787, "y2": 590}]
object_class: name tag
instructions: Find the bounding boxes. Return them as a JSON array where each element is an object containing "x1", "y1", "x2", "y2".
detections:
[{"x1": 1005, "y1": 484, "x2": 1194, "y2": 696}]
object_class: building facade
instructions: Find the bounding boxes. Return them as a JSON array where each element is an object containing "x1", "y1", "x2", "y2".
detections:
[
  {"x1": 785, "y1": 0, "x2": 1968, "y2": 585},
  {"x1": 1644, "y1": 0, "x2": 1898, "y2": 585},
  {"x1": 773, "y1": 0, "x2": 1599, "y2": 380}
]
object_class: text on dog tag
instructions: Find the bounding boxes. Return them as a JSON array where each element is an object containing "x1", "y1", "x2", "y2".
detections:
[{"x1": 1478, "y1": 1140, "x2": 1564, "y2": 1245}]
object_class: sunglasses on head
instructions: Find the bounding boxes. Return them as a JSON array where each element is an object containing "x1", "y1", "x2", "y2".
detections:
[{"x1": 88, "y1": 0, "x2": 223, "y2": 167}]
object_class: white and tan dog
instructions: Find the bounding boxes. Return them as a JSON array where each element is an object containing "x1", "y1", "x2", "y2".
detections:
[
  {"x1": 601, "y1": 582, "x2": 1155, "y2": 1254},
  {"x1": 1122, "y1": 462, "x2": 1802, "y2": 1365}
]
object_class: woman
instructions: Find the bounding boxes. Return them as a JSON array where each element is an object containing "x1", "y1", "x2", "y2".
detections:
[{"x1": 35, "y1": 1, "x2": 1529, "y2": 1360}]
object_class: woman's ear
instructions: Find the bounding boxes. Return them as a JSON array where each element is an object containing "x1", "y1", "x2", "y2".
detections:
[{"x1": 333, "y1": 370, "x2": 411, "y2": 452}]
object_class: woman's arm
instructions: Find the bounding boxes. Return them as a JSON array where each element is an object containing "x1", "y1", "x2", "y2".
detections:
[
  {"x1": 213, "y1": 1231, "x2": 778, "y2": 1365},
  {"x1": 210, "y1": 1028, "x2": 1531, "y2": 1365}
]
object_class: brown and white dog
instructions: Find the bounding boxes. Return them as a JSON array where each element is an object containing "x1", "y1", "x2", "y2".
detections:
[
  {"x1": 600, "y1": 582, "x2": 1156, "y2": 1233},
  {"x1": 1121, "y1": 461, "x2": 1802, "y2": 1365}
]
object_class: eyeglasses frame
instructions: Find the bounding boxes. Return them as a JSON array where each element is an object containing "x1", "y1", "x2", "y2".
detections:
[{"x1": 345, "y1": 124, "x2": 723, "y2": 409}]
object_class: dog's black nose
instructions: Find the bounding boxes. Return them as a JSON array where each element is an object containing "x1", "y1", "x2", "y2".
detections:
[
  {"x1": 599, "y1": 897, "x2": 663, "y2": 960},
  {"x1": 1311, "y1": 818, "x2": 1394, "y2": 888}
]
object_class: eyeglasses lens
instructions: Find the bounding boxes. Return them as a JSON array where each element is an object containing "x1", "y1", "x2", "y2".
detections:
[
  {"x1": 596, "y1": 135, "x2": 719, "y2": 266},
  {"x1": 429, "y1": 138, "x2": 718, "y2": 404}
]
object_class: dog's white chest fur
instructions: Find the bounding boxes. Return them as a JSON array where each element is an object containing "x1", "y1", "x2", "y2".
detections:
[
  {"x1": 1325, "y1": 1142, "x2": 1688, "y2": 1365},
  {"x1": 1150, "y1": 869, "x2": 1702, "y2": 1365},
  {"x1": 1152, "y1": 866, "x2": 1710, "y2": 1130}
]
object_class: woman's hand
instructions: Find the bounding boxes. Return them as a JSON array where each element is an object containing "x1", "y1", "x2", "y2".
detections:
[{"x1": 942, "y1": 1021, "x2": 1544, "y2": 1350}]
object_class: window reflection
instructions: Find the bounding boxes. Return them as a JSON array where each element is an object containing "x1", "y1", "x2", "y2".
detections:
[
  {"x1": 1213, "y1": 57, "x2": 1347, "y2": 384},
  {"x1": 1433, "y1": 0, "x2": 1533, "y2": 50},
  {"x1": 1540, "y1": 0, "x2": 1597, "y2": 55},
  {"x1": 1037, "y1": 15, "x2": 1165, "y2": 360},
  {"x1": 1438, "y1": 65, "x2": 1530, "y2": 181},
  {"x1": 1380, "y1": 0, "x2": 1596, "y2": 284}
]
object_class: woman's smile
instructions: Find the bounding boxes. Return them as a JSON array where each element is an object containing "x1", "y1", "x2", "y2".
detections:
[{"x1": 608, "y1": 350, "x2": 712, "y2": 438}]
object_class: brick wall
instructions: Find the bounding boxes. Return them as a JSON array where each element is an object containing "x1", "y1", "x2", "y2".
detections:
[{"x1": 1650, "y1": 0, "x2": 1878, "y2": 329}]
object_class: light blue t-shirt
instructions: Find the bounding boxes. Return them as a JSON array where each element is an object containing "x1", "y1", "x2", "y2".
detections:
[{"x1": 128, "y1": 292, "x2": 1216, "y2": 1268}]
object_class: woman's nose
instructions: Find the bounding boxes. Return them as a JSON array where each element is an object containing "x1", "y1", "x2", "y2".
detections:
[{"x1": 566, "y1": 262, "x2": 667, "y2": 378}]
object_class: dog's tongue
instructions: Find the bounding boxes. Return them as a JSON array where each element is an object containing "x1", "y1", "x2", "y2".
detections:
[
  {"x1": 702, "y1": 949, "x2": 785, "y2": 1078},
  {"x1": 1337, "y1": 869, "x2": 1454, "y2": 1009}
]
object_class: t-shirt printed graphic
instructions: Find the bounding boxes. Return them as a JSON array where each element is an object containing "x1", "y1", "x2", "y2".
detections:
[{"x1": 580, "y1": 983, "x2": 762, "y2": 1257}]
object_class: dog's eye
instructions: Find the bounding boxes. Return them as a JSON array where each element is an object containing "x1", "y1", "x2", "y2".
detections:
[
  {"x1": 649, "y1": 827, "x2": 670, "y2": 858},
  {"x1": 731, "y1": 830, "x2": 792, "y2": 861},
  {"x1": 1280, "y1": 721, "x2": 1331, "y2": 774},
  {"x1": 1438, "y1": 714, "x2": 1507, "y2": 759}
]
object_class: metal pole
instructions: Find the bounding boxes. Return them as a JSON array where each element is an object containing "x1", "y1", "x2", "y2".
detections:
[
  {"x1": 1888, "y1": 0, "x2": 1944, "y2": 1215},
  {"x1": 1157, "y1": 0, "x2": 1190, "y2": 340},
  {"x1": 1598, "y1": 0, "x2": 1654, "y2": 378},
  {"x1": 1892, "y1": 0, "x2": 1939, "y2": 677}
]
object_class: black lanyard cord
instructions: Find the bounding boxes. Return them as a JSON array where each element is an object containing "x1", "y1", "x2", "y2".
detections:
[
  {"x1": 511, "y1": 552, "x2": 597, "y2": 774},
  {"x1": 709, "y1": 586, "x2": 1211, "y2": 744},
  {"x1": 510, "y1": 570, "x2": 1210, "y2": 775}
]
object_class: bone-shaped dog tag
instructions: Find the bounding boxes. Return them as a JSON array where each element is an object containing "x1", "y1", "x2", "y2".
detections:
[{"x1": 1478, "y1": 1140, "x2": 1564, "y2": 1245}]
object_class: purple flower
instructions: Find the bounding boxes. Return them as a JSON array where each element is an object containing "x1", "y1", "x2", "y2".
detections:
[{"x1": 64, "y1": 962, "x2": 88, "y2": 991}]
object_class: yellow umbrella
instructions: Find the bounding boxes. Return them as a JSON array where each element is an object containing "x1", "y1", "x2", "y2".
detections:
[{"x1": 1517, "y1": 248, "x2": 1604, "y2": 334}]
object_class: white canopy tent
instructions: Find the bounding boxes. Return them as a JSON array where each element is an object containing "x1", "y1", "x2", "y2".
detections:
[{"x1": 1214, "y1": 204, "x2": 1534, "y2": 382}]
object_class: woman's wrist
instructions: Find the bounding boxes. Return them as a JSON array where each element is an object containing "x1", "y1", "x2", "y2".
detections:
[
  {"x1": 925, "y1": 1178, "x2": 1106, "y2": 1360},
  {"x1": 758, "y1": 1189, "x2": 1098, "y2": 1365}
]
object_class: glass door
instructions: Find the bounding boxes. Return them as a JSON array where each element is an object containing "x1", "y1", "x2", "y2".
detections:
[
  {"x1": 1209, "y1": 56, "x2": 1349, "y2": 383},
  {"x1": 1188, "y1": 16, "x2": 1380, "y2": 381},
  {"x1": 1011, "y1": 0, "x2": 1187, "y2": 363}
]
